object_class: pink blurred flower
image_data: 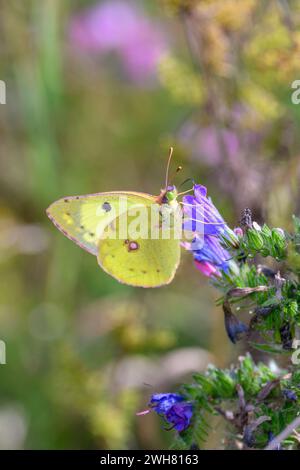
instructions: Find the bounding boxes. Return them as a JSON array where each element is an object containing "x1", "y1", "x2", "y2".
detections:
[
  {"x1": 194, "y1": 260, "x2": 219, "y2": 277},
  {"x1": 199, "y1": 127, "x2": 239, "y2": 165},
  {"x1": 234, "y1": 227, "x2": 244, "y2": 237},
  {"x1": 69, "y1": 1, "x2": 168, "y2": 84},
  {"x1": 180, "y1": 124, "x2": 240, "y2": 166},
  {"x1": 179, "y1": 117, "x2": 265, "y2": 210}
]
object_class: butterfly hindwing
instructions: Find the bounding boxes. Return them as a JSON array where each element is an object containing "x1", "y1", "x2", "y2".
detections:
[{"x1": 97, "y1": 203, "x2": 181, "y2": 287}]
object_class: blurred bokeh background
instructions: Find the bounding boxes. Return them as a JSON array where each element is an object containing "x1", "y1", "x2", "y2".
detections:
[{"x1": 1, "y1": 0, "x2": 300, "y2": 449}]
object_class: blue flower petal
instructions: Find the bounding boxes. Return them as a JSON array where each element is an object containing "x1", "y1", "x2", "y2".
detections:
[
  {"x1": 182, "y1": 184, "x2": 232, "y2": 275},
  {"x1": 165, "y1": 403, "x2": 193, "y2": 432},
  {"x1": 150, "y1": 393, "x2": 184, "y2": 414},
  {"x1": 149, "y1": 393, "x2": 193, "y2": 432}
]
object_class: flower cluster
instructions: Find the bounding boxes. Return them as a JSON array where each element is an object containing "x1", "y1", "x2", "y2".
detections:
[
  {"x1": 182, "y1": 184, "x2": 238, "y2": 277},
  {"x1": 138, "y1": 189, "x2": 299, "y2": 445},
  {"x1": 150, "y1": 356, "x2": 300, "y2": 449}
]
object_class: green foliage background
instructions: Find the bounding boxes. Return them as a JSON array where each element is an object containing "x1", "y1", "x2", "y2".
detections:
[{"x1": 0, "y1": 0, "x2": 300, "y2": 449}]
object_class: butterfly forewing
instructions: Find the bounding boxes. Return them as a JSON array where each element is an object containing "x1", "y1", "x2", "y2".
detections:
[{"x1": 46, "y1": 191, "x2": 155, "y2": 256}]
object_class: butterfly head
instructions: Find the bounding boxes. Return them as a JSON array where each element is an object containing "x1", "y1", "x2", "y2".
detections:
[
  {"x1": 156, "y1": 185, "x2": 178, "y2": 206},
  {"x1": 165, "y1": 185, "x2": 178, "y2": 203},
  {"x1": 156, "y1": 147, "x2": 182, "y2": 206}
]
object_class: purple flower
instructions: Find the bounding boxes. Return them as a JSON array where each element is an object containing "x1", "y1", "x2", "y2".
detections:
[
  {"x1": 282, "y1": 389, "x2": 297, "y2": 401},
  {"x1": 182, "y1": 184, "x2": 235, "y2": 277},
  {"x1": 183, "y1": 184, "x2": 227, "y2": 236},
  {"x1": 179, "y1": 124, "x2": 241, "y2": 166},
  {"x1": 137, "y1": 393, "x2": 193, "y2": 432},
  {"x1": 69, "y1": 1, "x2": 168, "y2": 84},
  {"x1": 165, "y1": 402, "x2": 194, "y2": 432},
  {"x1": 234, "y1": 227, "x2": 244, "y2": 237},
  {"x1": 194, "y1": 260, "x2": 220, "y2": 277},
  {"x1": 193, "y1": 235, "x2": 231, "y2": 275},
  {"x1": 150, "y1": 393, "x2": 184, "y2": 414},
  {"x1": 195, "y1": 127, "x2": 240, "y2": 166}
]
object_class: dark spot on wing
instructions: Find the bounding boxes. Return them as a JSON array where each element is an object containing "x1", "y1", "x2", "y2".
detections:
[
  {"x1": 80, "y1": 225, "x2": 85, "y2": 230},
  {"x1": 156, "y1": 269, "x2": 160, "y2": 273},
  {"x1": 142, "y1": 270, "x2": 147, "y2": 274},
  {"x1": 76, "y1": 196, "x2": 80, "y2": 200},
  {"x1": 89, "y1": 232, "x2": 95, "y2": 237},
  {"x1": 64, "y1": 199, "x2": 69, "y2": 203},
  {"x1": 66, "y1": 212, "x2": 71, "y2": 216},
  {"x1": 102, "y1": 202, "x2": 112, "y2": 212}
]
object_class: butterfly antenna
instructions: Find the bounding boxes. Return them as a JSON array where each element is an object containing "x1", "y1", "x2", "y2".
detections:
[
  {"x1": 165, "y1": 147, "x2": 174, "y2": 189},
  {"x1": 168, "y1": 165, "x2": 183, "y2": 186},
  {"x1": 143, "y1": 382, "x2": 153, "y2": 388}
]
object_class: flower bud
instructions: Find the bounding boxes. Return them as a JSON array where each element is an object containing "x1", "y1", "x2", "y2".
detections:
[
  {"x1": 221, "y1": 228, "x2": 240, "y2": 249},
  {"x1": 246, "y1": 228, "x2": 264, "y2": 250}
]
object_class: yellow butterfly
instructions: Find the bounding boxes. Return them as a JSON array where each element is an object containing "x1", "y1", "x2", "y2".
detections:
[{"x1": 46, "y1": 148, "x2": 186, "y2": 288}]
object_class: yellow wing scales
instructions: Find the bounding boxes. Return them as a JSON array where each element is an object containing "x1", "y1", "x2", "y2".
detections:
[
  {"x1": 97, "y1": 200, "x2": 181, "y2": 287},
  {"x1": 98, "y1": 237, "x2": 180, "y2": 287}
]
